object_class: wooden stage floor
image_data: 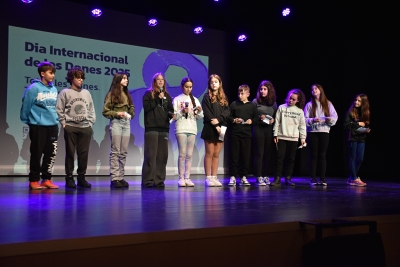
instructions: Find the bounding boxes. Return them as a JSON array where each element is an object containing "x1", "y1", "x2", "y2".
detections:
[{"x1": 1, "y1": 175, "x2": 399, "y2": 246}]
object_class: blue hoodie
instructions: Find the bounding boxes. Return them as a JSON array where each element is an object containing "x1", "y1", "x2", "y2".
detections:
[{"x1": 20, "y1": 79, "x2": 59, "y2": 126}]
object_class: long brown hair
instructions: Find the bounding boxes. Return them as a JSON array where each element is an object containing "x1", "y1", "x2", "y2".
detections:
[
  {"x1": 208, "y1": 74, "x2": 228, "y2": 106},
  {"x1": 349, "y1": 94, "x2": 370, "y2": 125},
  {"x1": 181, "y1": 77, "x2": 198, "y2": 115},
  {"x1": 104, "y1": 72, "x2": 133, "y2": 105},
  {"x1": 310, "y1": 84, "x2": 330, "y2": 117},
  {"x1": 149, "y1": 73, "x2": 169, "y2": 99},
  {"x1": 256, "y1": 80, "x2": 276, "y2": 106}
]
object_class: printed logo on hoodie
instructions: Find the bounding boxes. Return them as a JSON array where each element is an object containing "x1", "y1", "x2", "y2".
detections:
[
  {"x1": 36, "y1": 92, "x2": 58, "y2": 108},
  {"x1": 66, "y1": 98, "x2": 90, "y2": 123}
]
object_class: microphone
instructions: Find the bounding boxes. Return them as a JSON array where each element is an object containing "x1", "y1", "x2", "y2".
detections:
[
  {"x1": 184, "y1": 102, "x2": 189, "y2": 119},
  {"x1": 159, "y1": 87, "x2": 166, "y2": 108}
]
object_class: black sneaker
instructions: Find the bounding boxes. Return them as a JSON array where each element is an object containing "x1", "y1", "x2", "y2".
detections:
[
  {"x1": 110, "y1": 180, "x2": 123, "y2": 188},
  {"x1": 285, "y1": 177, "x2": 295, "y2": 186},
  {"x1": 119, "y1": 179, "x2": 129, "y2": 187},
  {"x1": 320, "y1": 179, "x2": 327, "y2": 186},
  {"x1": 310, "y1": 178, "x2": 318, "y2": 186},
  {"x1": 65, "y1": 175, "x2": 76, "y2": 188},
  {"x1": 77, "y1": 176, "x2": 92, "y2": 188}
]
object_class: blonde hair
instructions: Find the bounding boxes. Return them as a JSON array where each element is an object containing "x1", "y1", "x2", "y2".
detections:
[{"x1": 208, "y1": 74, "x2": 228, "y2": 106}]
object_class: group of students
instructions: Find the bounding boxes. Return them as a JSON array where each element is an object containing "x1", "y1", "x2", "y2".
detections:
[
  {"x1": 21, "y1": 62, "x2": 134, "y2": 189},
  {"x1": 137, "y1": 73, "x2": 371, "y2": 188},
  {"x1": 20, "y1": 61, "x2": 371, "y2": 190}
]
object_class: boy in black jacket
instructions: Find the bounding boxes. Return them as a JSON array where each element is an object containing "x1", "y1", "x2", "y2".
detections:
[{"x1": 228, "y1": 85, "x2": 258, "y2": 186}]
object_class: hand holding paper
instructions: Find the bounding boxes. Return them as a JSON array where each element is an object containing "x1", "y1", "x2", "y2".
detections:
[
  {"x1": 219, "y1": 126, "x2": 227, "y2": 141},
  {"x1": 356, "y1": 127, "x2": 370, "y2": 133}
]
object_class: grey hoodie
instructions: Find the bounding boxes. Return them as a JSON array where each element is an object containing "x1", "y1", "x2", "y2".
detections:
[
  {"x1": 56, "y1": 88, "x2": 96, "y2": 128},
  {"x1": 273, "y1": 103, "x2": 306, "y2": 142}
]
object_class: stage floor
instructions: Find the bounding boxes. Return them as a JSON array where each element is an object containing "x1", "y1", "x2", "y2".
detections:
[{"x1": 1, "y1": 175, "x2": 399, "y2": 245}]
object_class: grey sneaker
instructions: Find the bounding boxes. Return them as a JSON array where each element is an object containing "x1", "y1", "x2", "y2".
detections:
[
  {"x1": 228, "y1": 176, "x2": 236, "y2": 186},
  {"x1": 240, "y1": 176, "x2": 251, "y2": 186},
  {"x1": 257, "y1": 177, "x2": 266, "y2": 186},
  {"x1": 263, "y1": 177, "x2": 271, "y2": 185}
]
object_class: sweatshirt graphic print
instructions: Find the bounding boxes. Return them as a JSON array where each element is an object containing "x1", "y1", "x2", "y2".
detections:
[
  {"x1": 56, "y1": 89, "x2": 95, "y2": 128},
  {"x1": 273, "y1": 104, "x2": 306, "y2": 142}
]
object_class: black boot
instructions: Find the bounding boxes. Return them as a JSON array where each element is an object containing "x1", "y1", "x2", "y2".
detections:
[
  {"x1": 65, "y1": 175, "x2": 76, "y2": 188},
  {"x1": 77, "y1": 175, "x2": 92, "y2": 188},
  {"x1": 271, "y1": 177, "x2": 281, "y2": 186},
  {"x1": 285, "y1": 176, "x2": 295, "y2": 186}
]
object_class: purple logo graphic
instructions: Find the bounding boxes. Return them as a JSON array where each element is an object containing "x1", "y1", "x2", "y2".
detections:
[{"x1": 129, "y1": 50, "x2": 208, "y2": 147}]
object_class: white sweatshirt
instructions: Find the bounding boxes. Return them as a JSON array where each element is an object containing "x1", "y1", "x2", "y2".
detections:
[
  {"x1": 173, "y1": 93, "x2": 204, "y2": 135},
  {"x1": 273, "y1": 103, "x2": 306, "y2": 142}
]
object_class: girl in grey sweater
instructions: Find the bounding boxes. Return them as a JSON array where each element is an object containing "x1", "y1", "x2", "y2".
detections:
[{"x1": 272, "y1": 89, "x2": 306, "y2": 186}]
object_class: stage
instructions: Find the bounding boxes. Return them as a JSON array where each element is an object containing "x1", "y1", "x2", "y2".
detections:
[{"x1": 1, "y1": 175, "x2": 400, "y2": 266}]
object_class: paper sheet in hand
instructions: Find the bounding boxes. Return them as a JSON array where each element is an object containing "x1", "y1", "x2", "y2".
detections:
[
  {"x1": 219, "y1": 126, "x2": 227, "y2": 141},
  {"x1": 356, "y1": 127, "x2": 369, "y2": 132},
  {"x1": 263, "y1": 115, "x2": 272, "y2": 124}
]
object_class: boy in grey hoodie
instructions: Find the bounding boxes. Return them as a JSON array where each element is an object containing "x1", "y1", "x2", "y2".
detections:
[
  {"x1": 56, "y1": 67, "x2": 95, "y2": 188},
  {"x1": 272, "y1": 89, "x2": 306, "y2": 186}
]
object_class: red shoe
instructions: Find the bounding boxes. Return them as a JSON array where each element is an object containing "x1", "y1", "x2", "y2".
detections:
[
  {"x1": 352, "y1": 178, "x2": 367, "y2": 187},
  {"x1": 41, "y1": 180, "x2": 59, "y2": 189},
  {"x1": 29, "y1": 181, "x2": 43, "y2": 190}
]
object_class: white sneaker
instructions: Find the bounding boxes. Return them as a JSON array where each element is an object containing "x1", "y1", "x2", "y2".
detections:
[
  {"x1": 263, "y1": 177, "x2": 271, "y2": 185},
  {"x1": 185, "y1": 178, "x2": 195, "y2": 187},
  {"x1": 228, "y1": 176, "x2": 236, "y2": 186},
  {"x1": 240, "y1": 176, "x2": 251, "y2": 186},
  {"x1": 178, "y1": 178, "x2": 186, "y2": 187},
  {"x1": 257, "y1": 177, "x2": 266, "y2": 186},
  {"x1": 205, "y1": 176, "x2": 215, "y2": 187},
  {"x1": 212, "y1": 176, "x2": 222, "y2": 187}
]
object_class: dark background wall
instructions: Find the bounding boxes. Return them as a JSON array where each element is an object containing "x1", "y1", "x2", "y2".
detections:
[{"x1": 1, "y1": 0, "x2": 396, "y2": 180}]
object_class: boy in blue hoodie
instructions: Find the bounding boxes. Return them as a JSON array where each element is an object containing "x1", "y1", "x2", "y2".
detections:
[{"x1": 20, "y1": 62, "x2": 59, "y2": 190}]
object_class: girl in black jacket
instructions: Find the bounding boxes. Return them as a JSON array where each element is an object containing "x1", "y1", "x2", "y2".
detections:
[
  {"x1": 344, "y1": 94, "x2": 371, "y2": 187},
  {"x1": 141, "y1": 73, "x2": 174, "y2": 187},
  {"x1": 201, "y1": 74, "x2": 230, "y2": 187}
]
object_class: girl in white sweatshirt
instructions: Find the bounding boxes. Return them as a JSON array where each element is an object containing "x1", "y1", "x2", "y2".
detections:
[
  {"x1": 173, "y1": 77, "x2": 204, "y2": 186},
  {"x1": 272, "y1": 89, "x2": 306, "y2": 186}
]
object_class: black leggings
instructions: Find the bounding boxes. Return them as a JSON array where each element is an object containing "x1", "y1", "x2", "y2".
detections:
[
  {"x1": 274, "y1": 139, "x2": 298, "y2": 178},
  {"x1": 253, "y1": 125, "x2": 274, "y2": 177},
  {"x1": 306, "y1": 132, "x2": 329, "y2": 179}
]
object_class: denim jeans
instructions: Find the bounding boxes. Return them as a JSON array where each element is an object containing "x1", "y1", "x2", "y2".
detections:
[
  {"x1": 348, "y1": 141, "x2": 365, "y2": 180},
  {"x1": 176, "y1": 133, "x2": 196, "y2": 179},
  {"x1": 109, "y1": 118, "x2": 130, "y2": 181}
]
